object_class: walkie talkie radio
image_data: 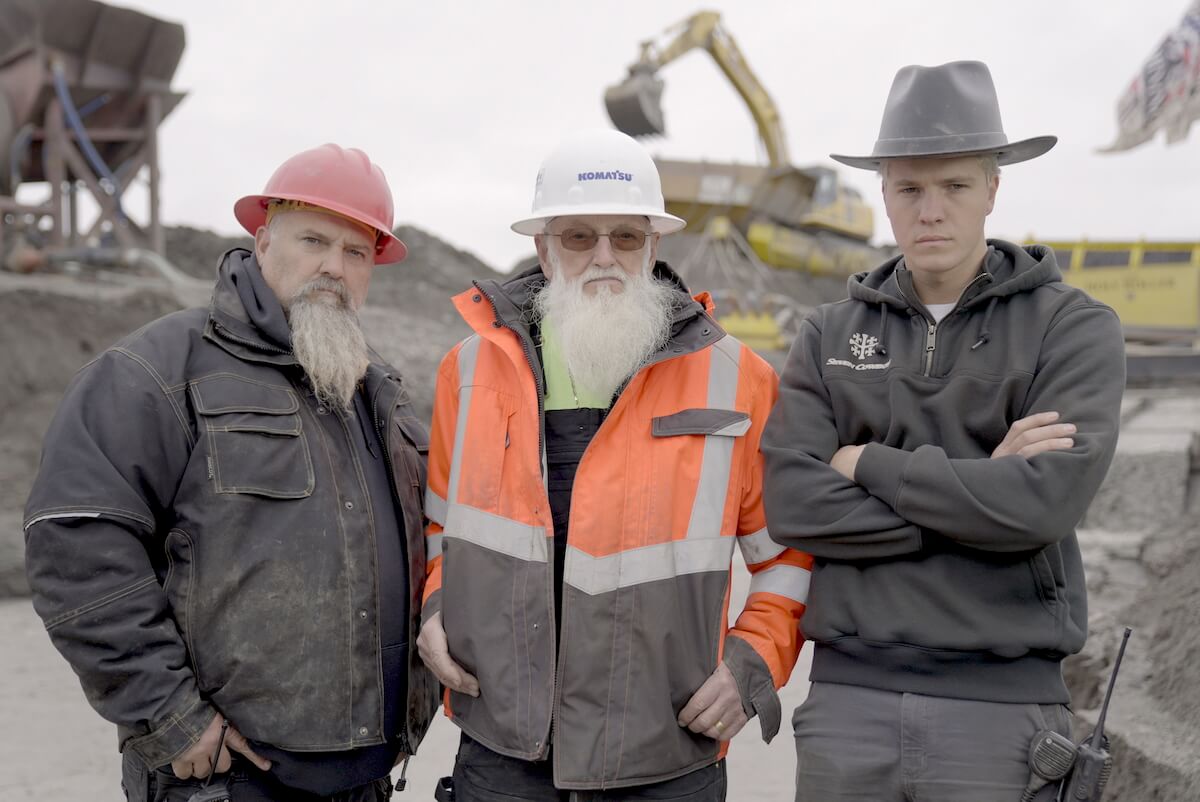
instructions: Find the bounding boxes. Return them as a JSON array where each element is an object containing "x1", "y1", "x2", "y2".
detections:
[
  {"x1": 1059, "y1": 626, "x2": 1132, "y2": 802},
  {"x1": 186, "y1": 721, "x2": 232, "y2": 802}
]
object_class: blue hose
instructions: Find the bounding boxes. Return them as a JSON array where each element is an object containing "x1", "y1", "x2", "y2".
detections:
[
  {"x1": 50, "y1": 61, "x2": 124, "y2": 219},
  {"x1": 11, "y1": 122, "x2": 33, "y2": 188},
  {"x1": 77, "y1": 93, "x2": 112, "y2": 119}
]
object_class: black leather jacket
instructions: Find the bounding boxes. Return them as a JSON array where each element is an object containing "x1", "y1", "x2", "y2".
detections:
[{"x1": 24, "y1": 250, "x2": 437, "y2": 768}]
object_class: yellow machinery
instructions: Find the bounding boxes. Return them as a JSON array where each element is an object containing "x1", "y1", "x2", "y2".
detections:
[
  {"x1": 1035, "y1": 239, "x2": 1200, "y2": 342},
  {"x1": 677, "y1": 215, "x2": 809, "y2": 351},
  {"x1": 604, "y1": 10, "x2": 885, "y2": 272}
]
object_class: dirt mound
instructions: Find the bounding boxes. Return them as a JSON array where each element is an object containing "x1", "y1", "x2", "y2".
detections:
[
  {"x1": 362, "y1": 225, "x2": 506, "y2": 416},
  {"x1": 368, "y1": 225, "x2": 503, "y2": 323},
  {"x1": 0, "y1": 278, "x2": 182, "y2": 596},
  {"x1": 655, "y1": 232, "x2": 850, "y2": 308},
  {"x1": 164, "y1": 225, "x2": 252, "y2": 281},
  {"x1": 1145, "y1": 516, "x2": 1200, "y2": 730},
  {"x1": 1062, "y1": 434, "x2": 1200, "y2": 800}
]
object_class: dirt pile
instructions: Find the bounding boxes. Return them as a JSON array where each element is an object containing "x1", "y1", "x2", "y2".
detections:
[
  {"x1": 362, "y1": 225, "x2": 505, "y2": 415},
  {"x1": 656, "y1": 232, "x2": 851, "y2": 308},
  {"x1": 1063, "y1": 393, "x2": 1200, "y2": 800},
  {"x1": 164, "y1": 225, "x2": 253, "y2": 281},
  {"x1": 0, "y1": 277, "x2": 181, "y2": 596}
]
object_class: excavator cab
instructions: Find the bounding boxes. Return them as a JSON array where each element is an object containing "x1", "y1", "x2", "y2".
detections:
[{"x1": 604, "y1": 62, "x2": 666, "y2": 137}]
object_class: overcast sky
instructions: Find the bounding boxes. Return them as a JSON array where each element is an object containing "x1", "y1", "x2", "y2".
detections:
[{"x1": 118, "y1": 0, "x2": 1196, "y2": 273}]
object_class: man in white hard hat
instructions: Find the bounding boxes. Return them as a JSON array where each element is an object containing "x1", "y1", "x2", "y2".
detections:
[
  {"x1": 762, "y1": 61, "x2": 1125, "y2": 801},
  {"x1": 416, "y1": 129, "x2": 813, "y2": 800},
  {"x1": 25, "y1": 144, "x2": 438, "y2": 801}
]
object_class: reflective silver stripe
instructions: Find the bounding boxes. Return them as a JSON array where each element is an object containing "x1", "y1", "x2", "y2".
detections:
[
  {"x1": 447, "y1": 336, "x2": 481, "y2": 505},
  {"x1": 426, "y1": 533, "x2": 444, "y2": 560},
  {"x1": 711, "y1": 418, "x2": 752, "y2": 437},
  {"x1": 738, "y1": 526, "x2": 787, "y2": 565},
  {"x1": 425, "y1": 487, "x2": 448, "y2": 527},
  {"x1": 564, "y1": 536, "x2": 736, "y2": 596},
  {"x1": 444, "y1": 502, "x2": 548, "y2": 563},
  {"x1": 685, "y1": 336, "x2": 743, "y2": 541},
  {"x1": 747, "y1": 564, "x2": 811, "y2": 604},
  {"x1": 23, "y1": 511, "x2": 102, "y2": 531}
]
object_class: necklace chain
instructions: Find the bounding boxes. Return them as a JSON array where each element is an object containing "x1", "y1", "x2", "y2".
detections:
[{"x1": 567, "y1": 367, "x2": 579, "y2": 406}]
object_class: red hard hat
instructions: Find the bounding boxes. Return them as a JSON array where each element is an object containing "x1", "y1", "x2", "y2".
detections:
[{"x1": 234, "y1": 144, "x2": 408, "y2": 264}]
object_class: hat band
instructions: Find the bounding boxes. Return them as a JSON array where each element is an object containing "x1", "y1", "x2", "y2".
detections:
[
  {"x1": 264, "y1": 199, "x2": 380, "y2": 242},
  {"x1": 871, "y1": 131, "x2": 1010, "y2": 159}
]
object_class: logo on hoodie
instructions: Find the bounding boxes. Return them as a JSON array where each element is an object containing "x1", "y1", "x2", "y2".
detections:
[
  {"x1": 827, "y1": 332, "x2": 891, "y2": 371},
  {"x1": 848, "y1": 333, "x2": 879, "y2": 360}
]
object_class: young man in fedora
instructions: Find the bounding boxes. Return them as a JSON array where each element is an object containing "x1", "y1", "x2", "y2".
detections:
[{"x1": 761, "y1": 61, "x2": 1126, "y2": 801}]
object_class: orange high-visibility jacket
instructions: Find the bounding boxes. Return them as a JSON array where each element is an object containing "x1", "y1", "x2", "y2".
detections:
[{"x1": 423, "y1": 266, "x2": 812, "y2": 790}]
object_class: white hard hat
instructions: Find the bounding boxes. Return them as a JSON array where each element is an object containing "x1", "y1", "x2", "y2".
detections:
[{"x1": 510, "y1": 128, "x2": 686, "y2": 236}]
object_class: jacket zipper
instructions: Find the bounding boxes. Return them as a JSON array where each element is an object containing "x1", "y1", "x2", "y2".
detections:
[
  {"x1": 896, "y1": 273, "x2": 990, "y2": 378},
  {"x1": 326, "y1": 397, "x2": 394, "y2": 753},
  {"x1": 370, "y1": 379, "x2": 416, "y2": 757},
  {"x1": 473, "y1": 282, "x2": 556, "y2": 760},
  {"x1": 923, "y1": 322, "x2": 938, "y2": 376}
]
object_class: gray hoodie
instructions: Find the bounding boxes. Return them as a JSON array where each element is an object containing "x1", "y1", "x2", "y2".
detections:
[{"x1": 762, "y1": 240, "x2": 1125, "y2": 703}]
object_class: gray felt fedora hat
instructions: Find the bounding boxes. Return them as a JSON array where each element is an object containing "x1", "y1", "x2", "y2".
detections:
[{"x1": 831, "y1": 60, "x2": 1056, "y2": 170}]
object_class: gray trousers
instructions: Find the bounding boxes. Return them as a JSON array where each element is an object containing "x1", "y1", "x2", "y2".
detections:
[{"x1": 793, "y1": 682, "x2": 1073, "y2": 802}]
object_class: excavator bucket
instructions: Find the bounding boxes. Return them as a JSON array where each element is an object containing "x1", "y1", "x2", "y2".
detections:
[{"x1": 604, "y1": 69, "x2": 666, "y2": 137}]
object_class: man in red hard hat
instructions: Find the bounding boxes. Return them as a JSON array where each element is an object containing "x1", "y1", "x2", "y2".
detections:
[{"x1": 25, "y1": 144, "x2": 437, "y2": 801}]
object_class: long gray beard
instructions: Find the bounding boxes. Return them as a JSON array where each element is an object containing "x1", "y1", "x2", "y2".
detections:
[
  {"x1": 533, "y1": 251, "x2": 675, "y2": 403},
  {"x1": 288, "y1": 277, "x2": 370, "y2": 412}
]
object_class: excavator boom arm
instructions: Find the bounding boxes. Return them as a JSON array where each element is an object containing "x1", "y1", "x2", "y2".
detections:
[{"x1": 606, "y1": 10, "x2": 790, "y2": 167}]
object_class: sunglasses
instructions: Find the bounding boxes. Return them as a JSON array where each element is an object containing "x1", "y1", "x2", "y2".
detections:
[{"x1": 545, "y1": 226, "x2": 649, "y2": 252}]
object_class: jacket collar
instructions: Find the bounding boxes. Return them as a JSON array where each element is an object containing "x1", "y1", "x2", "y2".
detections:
[
  {"x1": 206, "y1": 248, "x2": 297, "y2": 365},
  {"x1": 849, "y1": 239, "x2": 1061, "y2": 314}
]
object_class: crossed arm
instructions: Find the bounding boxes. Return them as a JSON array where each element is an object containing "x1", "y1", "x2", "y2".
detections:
[{"x1": 763, "y1": 306, "x2": 1125, "y2": 558}]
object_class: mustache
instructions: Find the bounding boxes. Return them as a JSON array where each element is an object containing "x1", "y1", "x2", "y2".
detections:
[
  {"x1": 293, "y1": 276, "x2": 352, "y2": 308},
  {"x1": 574, "y1": 266, "x2": 627, "y2": 286}
]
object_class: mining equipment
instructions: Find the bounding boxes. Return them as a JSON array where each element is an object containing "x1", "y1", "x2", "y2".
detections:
[{"x1": 0, "y1": 0, "x2": 186, "y2": 270}]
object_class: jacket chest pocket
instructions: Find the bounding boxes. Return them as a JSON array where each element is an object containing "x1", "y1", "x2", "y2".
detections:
[
  {"x1": 190, "y1": 374, "x2": 314, "y2": 499},
  {"x1": 649, "y1": 407, "x2": 751, "y2": 538}
]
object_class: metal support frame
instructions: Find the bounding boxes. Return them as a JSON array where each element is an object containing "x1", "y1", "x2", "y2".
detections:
[
  {"x1": 8, "y1": 92, "x2": 167, "y2": 253},
  {"x1": 0, "y1": 0, "x2": 185, "y2": 260}
]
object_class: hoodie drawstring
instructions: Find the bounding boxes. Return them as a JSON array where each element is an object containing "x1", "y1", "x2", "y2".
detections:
[
  {"x1": 875, "y1": 304, "x2": 890, "y2": 356},
  {"x1": 971, "y1": 297, "x2": 1000, "y2": 351}
]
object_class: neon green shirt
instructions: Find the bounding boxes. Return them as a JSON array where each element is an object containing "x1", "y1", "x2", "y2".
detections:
[{"x1": 541, "y1": 316, "x2": 611, "y2": 410}]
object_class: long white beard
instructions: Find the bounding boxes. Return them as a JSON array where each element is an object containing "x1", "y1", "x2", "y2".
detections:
[
  {"x1": 533, "y1": 249, "x2": 675, "y2": 403},
  {"x1": 288, "y1": 277, "x2": 370, "y2": 412}
]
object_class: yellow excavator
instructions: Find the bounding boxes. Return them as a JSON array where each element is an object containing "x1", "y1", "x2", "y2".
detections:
[
  {"x1": 604, "y1": 11, "x2": 891, "y2": 348},
  {"x1": 604, "y1": 10, "x2": 887, "y2": 277}
]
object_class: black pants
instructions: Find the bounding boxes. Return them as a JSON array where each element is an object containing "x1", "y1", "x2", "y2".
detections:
[
  {"x1": 451, "y1": 734, "x2": 727, "y2": 801},
  {"x1": 121, "y1": 753, "x2": 393, "y2": 802}
]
